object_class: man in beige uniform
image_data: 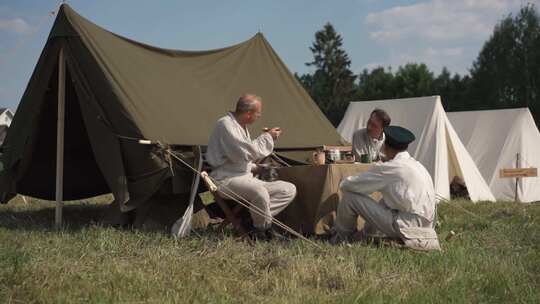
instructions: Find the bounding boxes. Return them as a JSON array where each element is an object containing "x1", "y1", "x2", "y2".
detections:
[
  {"x1": 332, "y1": 126, "x2": 440, "y2": 251},
  {"x1": 206, "y1": 94, "x2": 297, "y2": 239},
  {"x1": 352, "y1": 109, "x2": 391, "y2": 162}
]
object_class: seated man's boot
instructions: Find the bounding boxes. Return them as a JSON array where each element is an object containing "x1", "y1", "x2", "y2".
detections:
[
  {"x1": 329, "y1": 231, "x2": 352, "y2": 245},
  {"x1": 249, "y1": 229, "x2": 269, "y2": 241},
  {"x1": 265, "y1": 225, "x2": 289, "y2": 241},
  {"x1": 248, "y1": 225, "x2": 289, "y2": 242}
]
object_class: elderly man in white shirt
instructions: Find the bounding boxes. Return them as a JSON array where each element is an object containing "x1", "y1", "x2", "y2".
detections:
[
  {"x1": 352, "y1": 108, "x2": 391, "y2": 162},
  {"x1": 332, "y1": 125, "x2": 441, "y2": 251},
  {"x1": 206, "y1": 94, "x2": 297, "y2": 240}
]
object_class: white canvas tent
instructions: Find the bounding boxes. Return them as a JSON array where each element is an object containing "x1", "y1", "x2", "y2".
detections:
[
  {"x1": 0, "y1": 108, "x2": 13, "y2": 127},
  {"x1": 337, "y1": 96, "x2": 495, "y2": 202},
  {"x1": 448, "y1": 108, "x2": 540, "y2": 203},
  {"x1": 0, "y1": 108, "x2": 12, "y2": 147}
]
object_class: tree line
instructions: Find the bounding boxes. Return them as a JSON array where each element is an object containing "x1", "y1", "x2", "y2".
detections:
[{"x1": 296, "y1": 5, "x2": 540, "y2": 127}]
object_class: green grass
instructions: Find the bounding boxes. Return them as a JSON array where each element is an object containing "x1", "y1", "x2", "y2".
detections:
[{"x1": 1, "y1": 196, "x2": 539, "y2": 303}]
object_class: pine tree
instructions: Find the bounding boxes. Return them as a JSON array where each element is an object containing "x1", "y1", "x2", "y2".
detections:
[{"x1": 305, "y1": 23, "x2": 357, "y2": 126}]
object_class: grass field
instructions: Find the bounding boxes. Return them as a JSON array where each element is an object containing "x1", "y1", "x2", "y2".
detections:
[{"x1": 1, "y1": 196, "x2": 539, "y2": 303}]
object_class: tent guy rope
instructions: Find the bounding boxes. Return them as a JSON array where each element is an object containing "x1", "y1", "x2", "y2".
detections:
[
  {"x1": 164, "y1": 146, "x2": 322, "y2": 248},
  {"x1": 97, "y1": 116, "x2": 319, "y2": 247},
  {"x1": 436, "y1": 194, "x2": 484, "y2": 220},
  {"x1": 128, "y1": 137, "x2": 322, "y2": 248}
]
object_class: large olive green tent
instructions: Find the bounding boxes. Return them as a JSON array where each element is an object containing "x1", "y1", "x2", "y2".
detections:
[{"x1": 0, "y1": 4, "x2": 341, "y2": 224}]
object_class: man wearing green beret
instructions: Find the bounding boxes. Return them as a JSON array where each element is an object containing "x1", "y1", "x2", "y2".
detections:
[{"x1": 331, "y1": 126, "x2": 441, "y2": 251}]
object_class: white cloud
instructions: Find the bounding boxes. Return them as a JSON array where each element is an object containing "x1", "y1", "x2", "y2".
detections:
[
  {"x1": 366, "y1": 0, "x2": 532, "y2": 43},
  {"x1": 0, "y1": 17, "x2": 34, "y2": 34},
  {"x1": 364, "y1": 0, "x2": 540, "y2": 74}
]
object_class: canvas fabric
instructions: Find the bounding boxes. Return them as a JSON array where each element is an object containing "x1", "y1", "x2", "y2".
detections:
[{"x1": 0, "y1": 4, "x2": 342, "y2": 212}]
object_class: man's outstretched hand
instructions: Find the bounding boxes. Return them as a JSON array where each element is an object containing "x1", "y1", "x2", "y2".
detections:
[{"x1": 269, "y1": 127, "x2": 282, "y2": 140}]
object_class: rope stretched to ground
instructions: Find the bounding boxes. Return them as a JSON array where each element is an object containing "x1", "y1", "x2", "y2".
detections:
[
  {"x1": 436, "y1": 194, "x2": 484, "y2": 220},
  {"x1": 102, "y1": 118, "x2": 321, "y2": 247},
  {"x1": 164, "y1": 148, "x2": 321, "y2": 248}
]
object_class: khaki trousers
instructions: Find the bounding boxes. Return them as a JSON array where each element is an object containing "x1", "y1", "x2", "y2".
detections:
[
  {"x1": 219, "y1": 176, "x2": 296, "y2": 229},
  {"x1": 335, "y1": 191, "x2": 441, "y2": 251}
]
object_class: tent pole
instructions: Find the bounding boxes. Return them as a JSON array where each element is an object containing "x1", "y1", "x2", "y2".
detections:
[
  {"x1": 55, "y1": 46, "x2": 65, "y2": 228},
  {"x1": 515, "y1": 153, "x2": 520, "y2": 203}
]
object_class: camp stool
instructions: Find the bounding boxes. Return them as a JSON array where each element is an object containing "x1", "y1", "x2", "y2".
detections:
[
  {"x1": 200, "y1": 173, "x2": 250, "y2": 238},
  {"x1": 216, "y1": 192, "x2": 250, "y2": 237}
]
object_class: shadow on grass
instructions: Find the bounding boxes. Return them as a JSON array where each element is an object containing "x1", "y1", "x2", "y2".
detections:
[
  {"x1": 0, "y1": 201, "x2": 241, "y2": 243},
  {"x1": 0, "y1": 203, "x2": 109, "y2": 232}
]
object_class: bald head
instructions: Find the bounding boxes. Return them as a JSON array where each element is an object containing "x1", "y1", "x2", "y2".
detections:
[
  {"x1": 235, "y1": 94, "x2": 262, "y2": 113},
  {"x1": 233, "y1": 94, "x2": 263, "y2": 125}
]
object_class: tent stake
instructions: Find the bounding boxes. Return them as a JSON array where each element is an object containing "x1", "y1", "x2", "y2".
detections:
[{"x1": 55, "y1": 46, "x2": 65, "y2": 228}]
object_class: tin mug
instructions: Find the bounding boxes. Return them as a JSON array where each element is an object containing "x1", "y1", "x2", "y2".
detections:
[{"x1": 360, "y1": 153, "x2": 371, "y2": 164}]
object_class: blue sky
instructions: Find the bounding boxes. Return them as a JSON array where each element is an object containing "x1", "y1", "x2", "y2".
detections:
[{"x1": 0, "y1": 0, "x2": 538, "y2": 111}]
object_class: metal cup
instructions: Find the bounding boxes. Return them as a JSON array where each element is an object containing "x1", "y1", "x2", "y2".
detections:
[
  {"x1": 360, "y1": 153, "x2": 371, "y2": 164},
  {"x1": 329, "y1": 149, "x2": 341, "y2": 162}
]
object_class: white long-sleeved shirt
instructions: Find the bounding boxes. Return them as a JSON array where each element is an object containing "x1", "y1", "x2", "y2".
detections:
[
  {"x1": 206, "y1": 113, "x2": 274, "y2": 181},
  {"x1": 352, "y1": 128, "x2": 385, "y2": 162},
  {"x1": 340, "y1": 151, "x2": 436, "y2": 221}
]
